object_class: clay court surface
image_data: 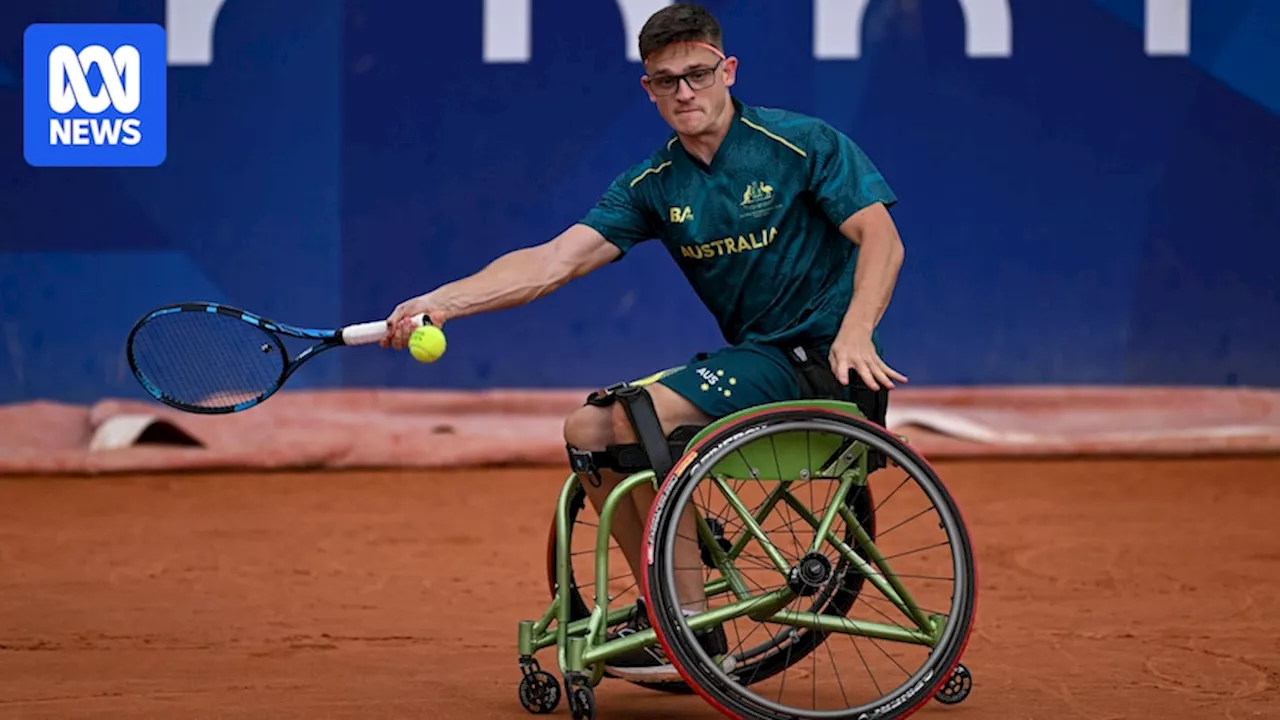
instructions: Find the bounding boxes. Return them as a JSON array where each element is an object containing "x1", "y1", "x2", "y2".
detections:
[{"x1": 2, "y1": 457, "x2": 1278, "y2": 720}]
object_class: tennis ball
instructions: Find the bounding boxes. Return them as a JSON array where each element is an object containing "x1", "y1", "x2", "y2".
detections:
[{"x1": 408, "y1": 324, "x2": 447, "y2": 363}]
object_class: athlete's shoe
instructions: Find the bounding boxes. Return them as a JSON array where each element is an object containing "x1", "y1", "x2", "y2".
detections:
[{"x1": 603, "y1": 598, "x2": 736, "y2": 683}]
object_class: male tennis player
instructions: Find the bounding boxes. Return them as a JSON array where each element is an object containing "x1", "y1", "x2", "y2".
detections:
[{"x1": 384, "y1": 2, "x2": 906, "y2": 681}]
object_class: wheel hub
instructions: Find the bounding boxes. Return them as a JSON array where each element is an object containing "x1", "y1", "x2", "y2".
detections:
[{"x1": 788, "y1": 552, "x2": 833, "y2": 596}]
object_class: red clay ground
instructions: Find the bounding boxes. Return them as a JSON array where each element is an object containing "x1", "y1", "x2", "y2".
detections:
[{"x1": 1, "y1": 457, "x2": 1278, "y2": 720}]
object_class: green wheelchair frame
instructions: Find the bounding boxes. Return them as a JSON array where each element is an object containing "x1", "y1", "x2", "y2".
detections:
[{"x1": 515, "y1": 398, "x2": 976, "y2": 720}]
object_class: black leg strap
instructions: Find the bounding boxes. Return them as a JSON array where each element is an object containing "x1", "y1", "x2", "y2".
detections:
[
  {"x1": 615, "y1": 385, "x2": 675, "y2": 481},
  {"x1": 567, "y1": 424, "x2": 702, "y2": 482},
  {"x1": 570, "y1": 380, "x2": 693, "y2": 482}
]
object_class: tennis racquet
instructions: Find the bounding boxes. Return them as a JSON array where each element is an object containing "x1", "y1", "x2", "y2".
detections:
[{"x1": 126, "y1": 301, "x2": 430, "y2": 414}]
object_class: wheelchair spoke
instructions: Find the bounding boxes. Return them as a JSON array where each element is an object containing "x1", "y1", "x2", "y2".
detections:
[
  {"x1": 874, "y1": 503, "x2": 938, "y2": 541},
  {"x1": 859, "y1": 593, "x2": 951, "y2": 619},
  {"x1": 881, "y1": 539, "x2": 952, "y2": 562},
  {"x1": 870, "y1": 473, "x2": 911, "y2": 515}
]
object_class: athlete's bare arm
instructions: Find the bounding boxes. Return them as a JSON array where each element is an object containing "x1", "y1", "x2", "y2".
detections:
[
  {"x1": 382, "y1": 224, "x2": 621, "y2": 349},
  {"x1": 839, "y1": 202, "x2": 904, "y2": 334},
  {"x1": 829, "y1": 201, "x2": 909, "y2": 391}
]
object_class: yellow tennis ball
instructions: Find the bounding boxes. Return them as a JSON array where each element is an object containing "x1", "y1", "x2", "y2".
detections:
[{"x1": 408, "y1": 325, "x2": 446, "y2": 363}]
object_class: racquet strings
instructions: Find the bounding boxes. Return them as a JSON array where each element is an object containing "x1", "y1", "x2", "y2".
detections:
[{"x1": 130, "y1": 311, "x2": 286, "y2": 410}]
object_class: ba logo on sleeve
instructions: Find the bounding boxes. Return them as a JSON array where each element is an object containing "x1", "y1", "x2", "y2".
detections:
[{"x1": 23, "y1": 23, "x2": 167, "y2": 167}]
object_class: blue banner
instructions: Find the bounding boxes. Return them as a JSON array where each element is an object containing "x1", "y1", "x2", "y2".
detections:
[{"x1": 1, "y1": 0, "x2": 1277, "y2": 403}]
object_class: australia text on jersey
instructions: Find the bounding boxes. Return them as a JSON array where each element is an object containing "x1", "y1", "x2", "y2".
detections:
[
  {"x1": 679, "y1": 226, "x2": 778, "y2": 261},
  {"x1": 678, "y1": 179, "x2": 781, "y2": 261}
]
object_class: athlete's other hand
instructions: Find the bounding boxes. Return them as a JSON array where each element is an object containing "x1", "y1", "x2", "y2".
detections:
[
  {"x1": 829, "y1": 329, "x2": 907, "y2": 392},
  {"x1": 382, "y1": 293, "x2": 447, "y2": 350}
]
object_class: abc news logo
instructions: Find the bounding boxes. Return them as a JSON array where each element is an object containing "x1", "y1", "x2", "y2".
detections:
[
  {"x1": 24, "y1": 23, "x2": 166, "y2": 168},
  {"x1": 47, "y1": 44, "x2": 144, "y2": 147}
]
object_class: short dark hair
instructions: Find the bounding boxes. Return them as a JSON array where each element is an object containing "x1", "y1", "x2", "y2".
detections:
[{"x1": 638, "y1": 3, "x2": 724, "y2": 63}]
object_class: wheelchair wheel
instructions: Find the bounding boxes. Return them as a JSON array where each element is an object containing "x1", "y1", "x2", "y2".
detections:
[
  {"x1": 641, "y1": 403, "x2": 977, "y2": 719},
  {"x1": 546, "y1": 466, "x2": 877, "y2": 694}
]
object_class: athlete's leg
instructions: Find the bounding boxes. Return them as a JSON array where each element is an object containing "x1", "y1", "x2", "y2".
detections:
[
  {"x1": 561, "y1": 389, "x2": 711, "y2": 603},
  {"x1": 611, "y1": 345, "x2": 807, "y2": 681},
  {"x1": 650, "y1": 343, "x2": 807, "y2": 608},
  {"x1": 606, "y1": 381, "x2": 711, "y2": 604},
  {"x1": 608, "y1": 382, "x2": 712, "y2": 612},
  {"x1": 561, "y1": 406, "x2": 646, "y2": 589},
  {"x1": 563, "y1": 385, "x2": 722, "y2": 682}
]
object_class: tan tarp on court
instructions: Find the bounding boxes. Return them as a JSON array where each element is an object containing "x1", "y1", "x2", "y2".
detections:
[{"x1": 2, "y1": 387, "x2": 1279, "y2": 475}]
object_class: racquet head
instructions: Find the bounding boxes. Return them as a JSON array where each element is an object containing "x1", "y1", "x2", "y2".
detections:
[{"x1": 127, "y1": 303, "x2": 327, "y2": 414}]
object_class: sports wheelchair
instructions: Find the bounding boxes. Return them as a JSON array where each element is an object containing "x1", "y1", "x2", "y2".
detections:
[{"x1": 515, "y1": 355, "x2": 977, "y2": 720}]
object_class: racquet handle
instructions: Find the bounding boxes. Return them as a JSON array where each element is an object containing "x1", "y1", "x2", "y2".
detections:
[{"x1": 340, "y1": 313, "x2": 430, "y2": 346}]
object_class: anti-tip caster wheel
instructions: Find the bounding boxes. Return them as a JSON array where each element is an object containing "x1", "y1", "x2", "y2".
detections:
[
  {"x1": 566, "y1": 677, "x2": 596, "y2": 720},
  {"x1": 517, "y1": 661, "x2": 561, "y2": 714},
  {"x1": 934, "y1": 663, "x2": 973, "y2": 705}
]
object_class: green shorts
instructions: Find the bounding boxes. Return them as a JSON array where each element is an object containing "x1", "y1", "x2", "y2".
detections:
[{"x1": 639, "y1": 342, "x2": 889, "y2": 426}]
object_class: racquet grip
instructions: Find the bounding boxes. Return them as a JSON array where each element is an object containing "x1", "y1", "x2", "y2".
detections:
[{"x1": 340, "y1": 313, "x2": 429, "y2": 345}]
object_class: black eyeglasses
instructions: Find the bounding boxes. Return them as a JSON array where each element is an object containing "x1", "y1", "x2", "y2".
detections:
[{"x1": 646, "y1": 59, "x2": 723, "y2": 97}]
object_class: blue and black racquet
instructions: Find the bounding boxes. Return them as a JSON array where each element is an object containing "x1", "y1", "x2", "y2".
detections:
[{"x1": 126, "y1": 302, "x2": 428, "y2": 414}]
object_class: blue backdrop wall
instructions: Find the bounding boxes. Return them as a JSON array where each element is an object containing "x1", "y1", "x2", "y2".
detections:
[{"x1": 1, "y1": 0, "x2": 1277, "y2": 404}]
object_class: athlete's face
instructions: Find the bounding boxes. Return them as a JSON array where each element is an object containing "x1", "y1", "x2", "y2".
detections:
[{"x1": 641, "y1": 44, "x2": 737, "y2": 136}]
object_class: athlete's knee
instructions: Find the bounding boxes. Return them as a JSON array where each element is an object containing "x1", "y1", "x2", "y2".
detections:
[
  {"x1": 564, "y1": 382, "x2": 697, "y2": 484},
  {"x1": 563, "y1": 404, "x2": 612, "y2": 451},
  {"x1": 609, "y1": 402, "x2": 639, "y2": 444}
]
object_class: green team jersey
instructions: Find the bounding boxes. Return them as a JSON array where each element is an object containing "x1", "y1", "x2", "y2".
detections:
[{"x1": 579, "y1": 98, "x2": 897, "y2": 351}]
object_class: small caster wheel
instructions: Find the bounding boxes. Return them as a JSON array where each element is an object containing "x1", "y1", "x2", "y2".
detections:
[
  {"x1": 934, "y1": 663, "x2": 972, "y2": 705},
  {"x1": 566, "y1": 678, "x2": 596, "y2": 720},
  {"x1": 517, "y1": 669, "x2": 561, "y2": 714}
]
